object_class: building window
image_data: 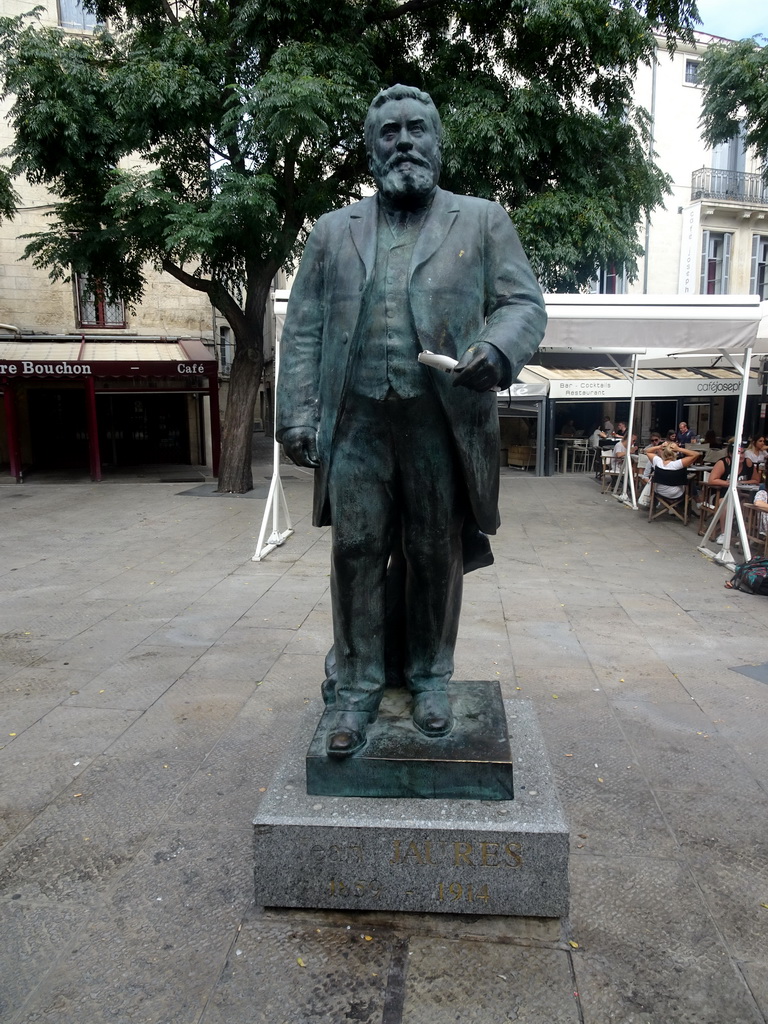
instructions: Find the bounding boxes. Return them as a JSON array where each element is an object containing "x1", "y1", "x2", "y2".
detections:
[
  {"x1": 700, "y1": 231, "x2": 732, "y2": 294},
  {"x1": 684, "y1": 59, "x2": 700, "y2": 86},
  {"x1": 75, "y1": 274, "x2": 125, "y2": 327},
  {"x1": 590, "y1": 263, "x2": 627, "y2": 295},
  {"x1": 58, "y1": 0, "x2": 100, "y2": 31},
  {"x1": 218, "y1": 325, "x2": 233, "y2": 374},
  {"x1": 751, "y1": 235, "x2": 768, "y2": 300}
]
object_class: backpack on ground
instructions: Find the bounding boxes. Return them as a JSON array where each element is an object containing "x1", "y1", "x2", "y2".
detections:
[{"x1": 727, "y1": 555, "x2": 768, "y2": 595}]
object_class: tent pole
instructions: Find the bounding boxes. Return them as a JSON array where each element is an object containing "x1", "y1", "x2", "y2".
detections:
[
  {"x1": 618, "y1": 353, "x2": 639, "y2": 508},
  {"x1": 253, "y1": 335, "x2": 294, "y2": 562},
  {"x1": 698, "y1": 345, "x2": 753, "y2": 569}
]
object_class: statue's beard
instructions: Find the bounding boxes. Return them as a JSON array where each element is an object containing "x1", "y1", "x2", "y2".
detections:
[{"x1": 371, "y1": 153, "x2": 439, "y2": 207}]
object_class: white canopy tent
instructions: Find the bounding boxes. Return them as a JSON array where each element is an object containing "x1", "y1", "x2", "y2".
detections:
[
  {"x1": 257, "y1": 293, "x2": 766, "y2": 566},
  {"x1": 540, "y1": 294, "x2": 767, "y2": 568}
]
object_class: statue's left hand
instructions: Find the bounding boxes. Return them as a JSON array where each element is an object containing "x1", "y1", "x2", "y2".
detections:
[{"x1": 452, "y1": 342, "x2": 505, "y2": 392}]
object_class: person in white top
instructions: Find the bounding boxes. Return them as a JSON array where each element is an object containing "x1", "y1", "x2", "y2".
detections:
[
  {"x1": 744, "y1": 436, "x2": 766, "y2": 477},
  {"x1": 753, "y1": 487, "x2": 768, "y2": 537},
  {"x1": 645, "y1": 442, "x2": 701, "y2": 499},
  {"x1": 612, "y1": 429, "x2": 637, "y2": 471}
]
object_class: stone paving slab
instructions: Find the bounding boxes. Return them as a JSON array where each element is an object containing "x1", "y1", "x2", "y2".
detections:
[
  {"x1": 2, "y1": 466, "x2": 768, "y2": 1023},
  {"x1": 569, "y1": 855, "x2": 765, "y2": 1024},
  {"x1": 0, "y1": 901, "x2": 87, "y2": 1021},
  {"x1": 10, "y1": 826, "x2": 254, "y2": 1024},
  {"x1": 200, "y1": 915, "x2": 395, "y2": 1024},
  {"x1": 401, "y1": 938, "x2": 579, "y2": 1023}
]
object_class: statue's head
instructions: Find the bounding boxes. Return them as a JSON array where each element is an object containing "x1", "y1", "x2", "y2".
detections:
[{"x1": 364, "y1": 85, "x2": 442, "y2": 207}]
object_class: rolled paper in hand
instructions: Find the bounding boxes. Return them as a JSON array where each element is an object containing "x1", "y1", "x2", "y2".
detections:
[{"x1": 418, "y1": 350, "x2": 459, "y2": 373}]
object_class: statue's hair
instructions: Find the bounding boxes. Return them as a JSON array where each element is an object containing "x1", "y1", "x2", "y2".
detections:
[{"x1": 364, "y1": 85, "x2": 443, "y2": 153}]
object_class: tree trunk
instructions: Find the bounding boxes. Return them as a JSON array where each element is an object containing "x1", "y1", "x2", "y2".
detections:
[{"x1": 216, "y1": 333, "x2": 264, "y2": 493}]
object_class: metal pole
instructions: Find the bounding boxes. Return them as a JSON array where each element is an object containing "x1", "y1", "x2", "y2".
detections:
[
  {"x1": 208, "y1": 369, "x2": 221, "y2": 477},
  {"x1": 252, "y1": 332, "x2": 294, "y2": 561},
  {"x1": 618, "y1": 353, "x2": 639, "y2": 507},
  {"x1": 698, "y1": 345, "x2": 752, "y2": 568},
  {"x1": 3, "y1": 385, "x2": 22, "y2": 481},
  {"x1": 84, "y1": 376, "x2": 102, "y2": 481}
]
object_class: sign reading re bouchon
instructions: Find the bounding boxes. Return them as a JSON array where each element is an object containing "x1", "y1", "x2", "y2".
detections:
[{"x1": 0, "y1": 361, "x2": 207, "y2": 377}]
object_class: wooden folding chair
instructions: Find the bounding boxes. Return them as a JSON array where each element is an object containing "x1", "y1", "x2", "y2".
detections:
[
  {"x1": 647, "y1": 467, "x2": 690, "y2": 525},
  {"x1": 743, "y1": 502, "x2": 768, "y2": 557},
  {"x1": 697, "y1": 482, "x2": 723, "y2": 537}
]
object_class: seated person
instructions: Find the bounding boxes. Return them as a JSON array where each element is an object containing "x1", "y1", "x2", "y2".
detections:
[
  {"x1": 706, "y1": 444, "x2": 759, "y2": 542},
  {"x1": 676, "y1": 421, "x2": 696, "y2": 445},
  {"x1": 645, "y1": 441, "x2": 700, "y2": 503},
  {"x1": 612, "y1": 429, "x2": 637, "y2": 470},
  {"x1": 589, "y1": 424, "x2": 607, "y2": 478},
  {"x1": 754, "y1": 486, "x2": 768, "y2": 536},
  {"x1": 708, "y1": 443, "x2": 759, "y2": 490},
  {"x1": 744, "y1": 435, "x2": 766, "y2": 477},
  {"x1": 640, "y1": 450, "x2": 656, "y2": 486},
  {"x1": 703, "y1": 430, "x2": 718, "y2": 448}
]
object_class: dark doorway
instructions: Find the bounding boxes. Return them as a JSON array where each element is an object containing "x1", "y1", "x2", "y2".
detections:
[
  {"x1": 97, "y1": 393, "x2": 190, "y2": 466},
  {"x1": 27, "y1": 387, "x2": 90, "y2": 470}
]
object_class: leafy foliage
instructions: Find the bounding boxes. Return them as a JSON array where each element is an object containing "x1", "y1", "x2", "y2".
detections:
[
  {"x1": 699, "y1": 37, "x2": 768, "y2": 174},
  {"x1": 0, "y1": 0, "x2": 700, "y2": 487}
]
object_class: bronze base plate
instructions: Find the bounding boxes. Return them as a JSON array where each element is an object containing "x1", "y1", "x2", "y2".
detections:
[{"x1": 306, "y1": 680, "x2": 514, "y2": 800}]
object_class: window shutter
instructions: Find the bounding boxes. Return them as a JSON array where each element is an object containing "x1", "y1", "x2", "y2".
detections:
[
  {"x1": 722, "y1": 232, "x2": 732, "y2": 294},
  {"x1": 700, "y1": 230, "x2": 710, "y2": 294},
  {"x1": 750, "y1": 234, "x2": 760, "y2": 295}
]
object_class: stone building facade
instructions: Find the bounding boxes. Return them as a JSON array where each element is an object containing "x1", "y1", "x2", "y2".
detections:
[{"x1": 601, "y1": 29, "x2": 768, "y2": 300}]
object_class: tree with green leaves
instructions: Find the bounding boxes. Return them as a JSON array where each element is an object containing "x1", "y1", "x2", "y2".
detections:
[
  {"x1": 0, "y1": 0, "x2": 699, "y2": 492},
  {"x1": 699, "y1": 36, "x2": 768, "y2": 168}
]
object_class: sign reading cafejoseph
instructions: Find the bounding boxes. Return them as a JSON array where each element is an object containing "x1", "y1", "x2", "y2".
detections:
[
  {"x1": 0, "y1": 360, "x2": 208, "y2": 377},
  {"x1": 546, "y1": 374, "x2": 758, "y2": 400}
]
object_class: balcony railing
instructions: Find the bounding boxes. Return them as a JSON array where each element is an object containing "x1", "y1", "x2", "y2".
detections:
[{"x1": 691, "y1": 167, "x2": 768, "y2": 205}]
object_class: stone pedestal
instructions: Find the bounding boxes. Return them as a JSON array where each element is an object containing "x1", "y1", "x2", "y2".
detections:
[{"x1": 253, "y1": 697, "x2": 569, "y2": 918}]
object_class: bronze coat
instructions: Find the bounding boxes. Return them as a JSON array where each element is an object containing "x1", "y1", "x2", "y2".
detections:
[{"x1": 276, "y1": 188, "x2": 547, "y2": 533}]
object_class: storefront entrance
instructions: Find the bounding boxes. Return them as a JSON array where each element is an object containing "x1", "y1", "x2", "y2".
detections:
[
  {"x1": 28, "y1": 387, "x2": 90, "y2": 470},
  {"x1": 96, "y1": 393, "x2": 190, "y2": 466},
  {"x1": 0, "y1": 337, "x2": 219, "y2": 482}
]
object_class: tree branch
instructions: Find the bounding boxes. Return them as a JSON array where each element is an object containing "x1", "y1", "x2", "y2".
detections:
[
  {"x1": 202, "y1": 135, "x2": 230, "y2": 162},
  {"x1": 160, "y1": 0, "x2": 179, "y2": 27},
  {"x1": 161, "y1": 257, "x2": 248, "y2": 336}
]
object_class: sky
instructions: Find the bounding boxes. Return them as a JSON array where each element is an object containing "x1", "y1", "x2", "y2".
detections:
[{"x1": 694, "y1": 0, "x2": 766, "y2": 41}]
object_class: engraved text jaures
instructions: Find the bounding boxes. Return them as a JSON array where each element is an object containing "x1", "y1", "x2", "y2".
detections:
[{"x1": 389, "y1": 839, "x2": 522, "y2": 867}]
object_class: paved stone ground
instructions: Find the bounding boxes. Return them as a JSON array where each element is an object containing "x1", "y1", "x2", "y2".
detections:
[{"x1": 1, "y1": 439, "x2": 767, "y2": 1024}]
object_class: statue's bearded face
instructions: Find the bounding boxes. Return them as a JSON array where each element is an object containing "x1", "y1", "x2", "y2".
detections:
[{"x1": 367, "y1": 98, "x2": 441, "y2": 207}]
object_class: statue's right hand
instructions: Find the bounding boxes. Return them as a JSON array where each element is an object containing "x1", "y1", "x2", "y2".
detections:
[{"x1": 280, "y1": 427, "x2": 320, "y2": 469}]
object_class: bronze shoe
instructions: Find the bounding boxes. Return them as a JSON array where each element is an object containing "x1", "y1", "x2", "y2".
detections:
[
  {"x1": 412, "y1": 691, "x2": 454, "y2": 737},
  {"x1": 326, "y1": 710, "x2": 375, "y2": 758}
]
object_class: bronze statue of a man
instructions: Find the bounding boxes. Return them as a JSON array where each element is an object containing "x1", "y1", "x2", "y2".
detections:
[{"x1": 277, "y1": 85, "x2": 546, "y2": 757}]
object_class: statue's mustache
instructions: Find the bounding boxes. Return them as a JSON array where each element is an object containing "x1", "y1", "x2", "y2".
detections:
[{"x1": 384, "y1": 153, "x2": 432, "y2": 171}]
